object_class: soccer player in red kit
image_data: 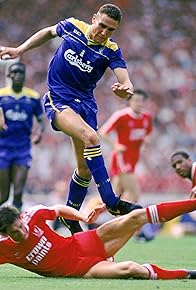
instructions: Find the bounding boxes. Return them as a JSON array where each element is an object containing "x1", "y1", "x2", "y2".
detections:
[
  {"x1": 1, "y1": 199, "x2": 196, "y2": 279},
  {"x1": 99, "y1": 90, "x2": 152, "y2": 204},
  {"x1": 171, "y1": 151, "x2": 196, "y2": 199}
]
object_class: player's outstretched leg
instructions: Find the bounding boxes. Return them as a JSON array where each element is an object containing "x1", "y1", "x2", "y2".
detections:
[
  {"x1": 136, "y1": 198, "x2": 196, "y2": 242},
  {"x1": 143, "y1": 264, "x2": 195, "y2": 280},
  {"x1": 84, "y1": 260, "x2": 196, "y2": 280},
  {"x1": 84, "y1": 145, "x2": 143, "y2": 215},
  {"x1": 146, "y1": 199, "x2": 196, "y2": 223}
]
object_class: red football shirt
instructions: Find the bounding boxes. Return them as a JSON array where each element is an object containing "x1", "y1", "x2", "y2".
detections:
[
  {"x1": 0, "y1": 205, "x2": 106, "y2": 277},
  {"x1": 101, "y1": 108, "x2": 152, "y2": 174}
]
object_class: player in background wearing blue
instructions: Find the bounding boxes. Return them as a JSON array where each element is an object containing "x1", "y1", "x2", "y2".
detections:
[
  {"x1": 0, "y1": 4, "x2": 143, "y2": 234},
  {"x1": 0, "y1": 62, "x2": 45, "y2": 211}
]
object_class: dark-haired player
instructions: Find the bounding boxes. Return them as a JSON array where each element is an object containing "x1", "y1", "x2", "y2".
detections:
[
  {"x1": 0, "y1": 4, "x2": 142, "y2": 234},
  {"x1": 171, "y1": 151, "x2": 196, "y2": 199},
  {"x1": 0, "y1": 62, "x2": 45, "y2": 210},
  {"x1": 0, "y1": 199, "x2": 196, "y2": 279}
]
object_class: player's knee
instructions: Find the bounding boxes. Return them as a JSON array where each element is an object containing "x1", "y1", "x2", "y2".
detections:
[{"x1": 84, "y1": 130, "x2": 99, "y2": 147}]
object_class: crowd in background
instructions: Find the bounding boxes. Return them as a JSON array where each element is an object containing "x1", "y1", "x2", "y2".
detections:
[{"x1": 0, "y1": 0, "x2": 195, "y2": 198}]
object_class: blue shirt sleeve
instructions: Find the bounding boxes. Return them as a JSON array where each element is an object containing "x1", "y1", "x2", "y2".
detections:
[
  {"x1": 56, "y1": 19, "x2": 69, "y2": 37},
  {"x1": 109, "y1": 48, "x2": 127, "y2": 70},
  {"x1": 34, "y1": 98, "x2": 44, "y2": 118}
]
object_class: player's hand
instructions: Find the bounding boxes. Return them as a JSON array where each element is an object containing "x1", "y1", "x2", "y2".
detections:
[
  {"x1": 85, "y1": 203, "x2": 106, "y2": 224},
  {"x1": 190, "y1": 186, "x2": 196, "y2": 199},
  {"x1": 0, "y1": 46, "x2": 20, "y2": 60},
  {"x1": 0, "y1": 108, "x2": 7, "y2": 130},
  {"x1": 111, "y1": 82, "x2": 134, "y2": 99}
]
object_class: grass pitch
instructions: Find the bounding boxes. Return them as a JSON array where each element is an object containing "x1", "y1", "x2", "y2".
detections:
[{"x1": 1, "y1": 235, "x2": 195, "y2": 290}]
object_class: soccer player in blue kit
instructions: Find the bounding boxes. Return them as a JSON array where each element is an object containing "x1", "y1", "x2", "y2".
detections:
[
  {"x1": 0, "y1": 4, "x2": 143, "y2": 234},
  {"x1": 0, "y1": 62, "x2": 45, "y2": 211}
]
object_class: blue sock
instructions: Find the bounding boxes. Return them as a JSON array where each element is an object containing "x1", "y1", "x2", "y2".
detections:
[
  {"x1": 66, "y1": 169, "x2": 91, "y2": 211},
  {"x1": 84, "y1": 145, "x2": 118, "y2": 208}
]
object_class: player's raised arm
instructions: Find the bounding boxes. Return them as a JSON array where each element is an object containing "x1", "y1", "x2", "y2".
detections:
[
  {"x1": 0, "y1": 25, "x2": 57, "y2": 60},
  {"x1": 112, "y1": 67, "x2": 134, "y2": 99}
]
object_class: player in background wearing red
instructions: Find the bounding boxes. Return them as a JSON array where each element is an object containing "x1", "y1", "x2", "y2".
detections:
[
  {"x1": 0, "y1": 199, "x2": 196, "y2": 279},
  {"x1": 99, "y1": 89, "x2": 156, "y2": 241},
  {"x1": 99, "y1": 89, "x2": 152, "y2": 203}
]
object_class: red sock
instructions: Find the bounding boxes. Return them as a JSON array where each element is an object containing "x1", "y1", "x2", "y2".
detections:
[
  {"x1": 143, "y1": 264, "x2": 188, "y2": 280},
  {"x1": 146, "y1": 199, "x2": 196, "y2": 223}
]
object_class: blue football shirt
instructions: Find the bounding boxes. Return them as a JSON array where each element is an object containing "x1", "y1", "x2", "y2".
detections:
[
  {"x1": 0, "y1": 87, "x2": 43, "y2": 148},
  {"x1": 48, "y1": 17, "x2": 127, "y2": 103}
]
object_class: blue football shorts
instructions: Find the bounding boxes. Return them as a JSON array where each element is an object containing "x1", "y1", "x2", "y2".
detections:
[
  {"x1": 43, "y1": 92, "x2": 98, "y2": 131},
  {"x1": 0, "y1": 146, "x2": 32, "y2": 168}
]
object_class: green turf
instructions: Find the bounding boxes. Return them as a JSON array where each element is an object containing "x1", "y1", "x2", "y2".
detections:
[{"x1": 1, "y1": 236, "x2": 195, "y2": 290}]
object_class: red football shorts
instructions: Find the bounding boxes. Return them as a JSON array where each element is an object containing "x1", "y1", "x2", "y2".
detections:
[
  {"x1": 110, "y1": 151, "x2": 139, "y2": 177},
  {"x1": 67, "y1": 229, "x2": 107, "y2": 277}
]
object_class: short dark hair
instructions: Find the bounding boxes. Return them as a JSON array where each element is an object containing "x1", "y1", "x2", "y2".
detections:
[
  {"x1": 8, "y1": 62, "x2": 25, "y2": 76},
  {"x1": 98, "y1": 4, "x2": 122, "y2": 23},
  {"x1": 171, "y1": 151, "x2": 190, "y2": 160},
  {"x1": 127, "y1": 89, "x2": 149, "y2": 100},
  {"x1": 0, "y1": 206, "x2": 20, "y2": 234}
]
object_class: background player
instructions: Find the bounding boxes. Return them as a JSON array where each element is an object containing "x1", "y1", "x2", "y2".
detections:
[
  {"x1": 0, "y1": 199, "x2": 196, "y2": 279},
  {"x1": 0, "y1": 4, "x2": 143, "y2": 234},
  {"x1": 99, "y1": 89, "x2": 152, "y2": 203},
  {"x1": 0, "y1": 62, "x2": 45, "y2": 210},
  {"x1": 170, "y1": 151, "x2": 196, "y2": 235},
  {"x1": 99, "y1": 89, "x2": 155, "y2": 241},
  {"x1": 171, "y1": 151, "x2": 196, "y2": 199}
]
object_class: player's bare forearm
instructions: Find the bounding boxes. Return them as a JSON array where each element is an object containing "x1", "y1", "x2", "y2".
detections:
[
  {"x1": 0, "y1": 26, "x2": 57, "y2": 59},
  {"x1": 18, "y1": 27, "x2": 57, "y2": 53},
  {"x1": 113, "y1": 68, "x2": 134, "y2": 98},
  {"x1": 51, "y1": 203, "x2": 106, "y2": 224}
]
